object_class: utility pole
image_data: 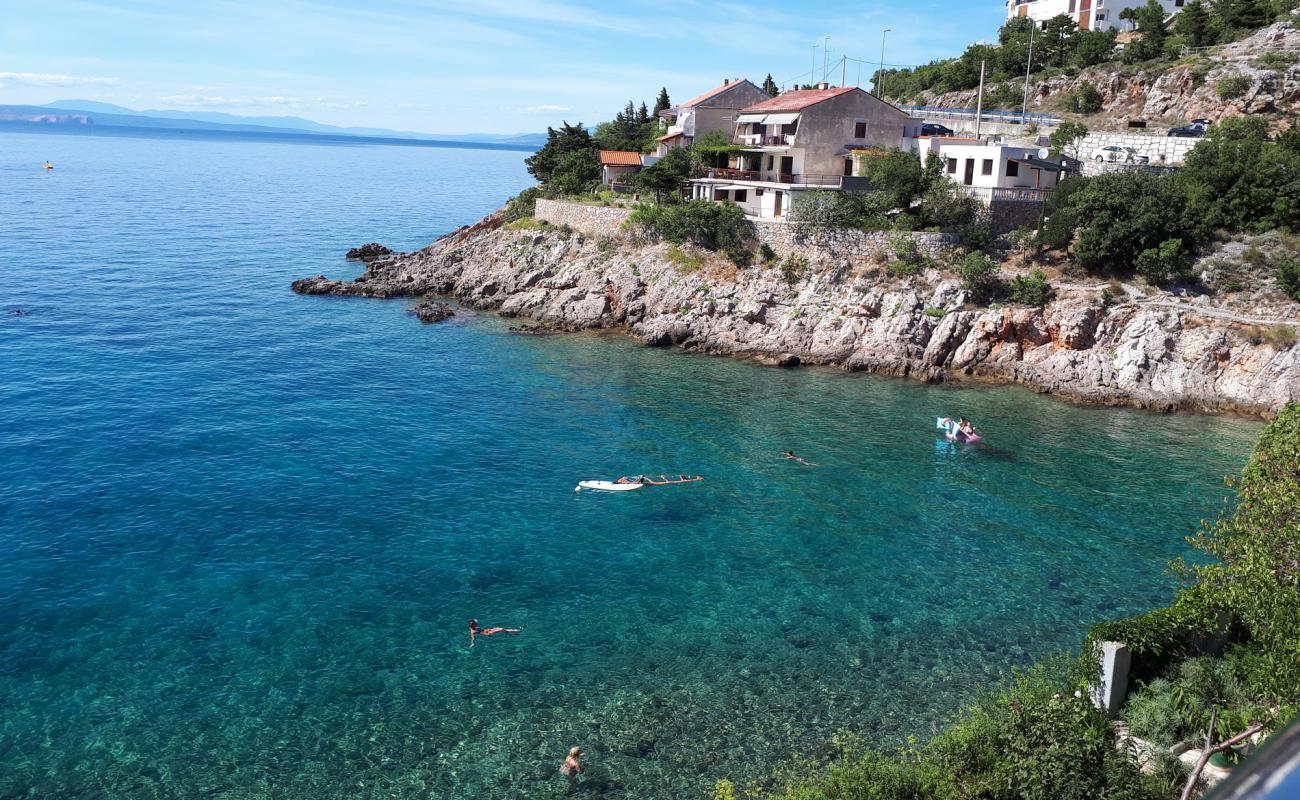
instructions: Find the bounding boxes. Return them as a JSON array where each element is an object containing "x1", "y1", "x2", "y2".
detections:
[
  {"x1": 840, "y1": 55, "x2": 847, "y2": 87},
  {"x1": 822, "y1": 36, "x2": 831, "y2": 84},
  {"x1": 975, "y1": 59, "x2": 986, "y2": 139},
  {"x1": 877, "y1": 29, "x2": 891, "y2": 98},
  {"x1": 1020, "y1": 20, "x2": 1037, "y2": 124}
]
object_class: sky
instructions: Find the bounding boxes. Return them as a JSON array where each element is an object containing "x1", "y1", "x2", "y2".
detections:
[{"x1": 0, "y1": 1, "x2": 1009, "y2": 135}]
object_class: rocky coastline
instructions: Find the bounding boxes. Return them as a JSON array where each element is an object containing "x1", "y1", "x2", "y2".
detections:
[{"x1": 293, "y1": 213, "x2": 1300, "y2": 417}]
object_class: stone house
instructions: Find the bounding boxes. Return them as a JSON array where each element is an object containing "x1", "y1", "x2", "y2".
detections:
[
  {"x1": 655, "y1": 78, "x2": 771, "y2": 156},
  {"x1": 689, "y1": 85, "x2": 920, "y2": 219}
]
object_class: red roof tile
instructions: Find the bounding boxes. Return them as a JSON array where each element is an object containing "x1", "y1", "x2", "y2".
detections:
[
  {"x1": 599, "y1": 150, "x2": 642, "y2": 166},
  {"x1": 739, "y1": 86, "x2": 857, "y2": 114},
  {"x1": 681, "y1": 80, "x2": 752, "y2": 108}
]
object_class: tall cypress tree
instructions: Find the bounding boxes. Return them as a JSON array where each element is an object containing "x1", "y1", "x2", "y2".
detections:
[
  {"x1": 762, "y1": 73, "x2": 779, "y2": 96},
  {"x1": 653, "y1": 87, "x2": 671, "y2": 115},
  {"x1": 636, "y1": 102, "x2": 650, "y2": 126}
]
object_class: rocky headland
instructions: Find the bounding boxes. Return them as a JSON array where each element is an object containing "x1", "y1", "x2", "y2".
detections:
[{"x1": 294, "y1": 211, "x2": 1300, "y2": 417}]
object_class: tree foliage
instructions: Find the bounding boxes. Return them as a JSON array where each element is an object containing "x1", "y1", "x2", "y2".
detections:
[
  {"x1": 761, "y1": 73, "x2": 779, "y2": 97},
  {"x1": 627, "y1": 200, "x2": 752, "y2": 251},
  {"x1": 1049, "y1": 122, "x2": 1089, "y2": 158},
  {"x1": 525, "y1": 122, "x2": 596, "y2": 184}
]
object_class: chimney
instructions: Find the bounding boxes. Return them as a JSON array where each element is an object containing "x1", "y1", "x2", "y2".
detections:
[
  {"x1": 817, "y1": 81, "x2": 830, "y2": 90},
  {"x1": 723, "y1": 78, "x2": 731, "y2": 85}
]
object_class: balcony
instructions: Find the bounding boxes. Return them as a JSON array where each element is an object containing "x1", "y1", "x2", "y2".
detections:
[
  {"x1": 737, "y1": 133, "x2": 795, "y2": 148},
  {"x1": 957, "y1": 185, "x2": 1053, "y2": 203},
  {"x1": 703, "y1": 168, "x2": 842, "y2": 188}
]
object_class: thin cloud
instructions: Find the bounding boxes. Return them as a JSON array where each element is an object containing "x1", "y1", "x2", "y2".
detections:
[
  {"x1": 0, "y1": 71, "x2": 120, "y2": 87},
  {"x1": 156, "y1": 94, "x2": 301, "y2": 108},
  {"x1": 526, "y1": 104, "x2": 571, "y2": 113}
]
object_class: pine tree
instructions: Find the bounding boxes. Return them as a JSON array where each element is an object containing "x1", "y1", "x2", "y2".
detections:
[
  {"x1": 636, "y1": 102, "x2": 650, "y2": 126},
  {"x1": 525, "y1": 122, "x2": 595, "y2": 183},
  {"x1": 1175, "y1": 0, "x2": 1213, "y2": 47},
  {"x1": 762, "y1": 73, "x2": 779, "y2": 96},
  {"x1": 653, "y1": 87, "x2": 671, "y2": 115}
]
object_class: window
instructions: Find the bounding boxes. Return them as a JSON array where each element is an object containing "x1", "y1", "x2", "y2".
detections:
[
  {"x1": 947, "y1": 158, "x2": 957, "y2": 174},
  {"x1": 783, "y1": 123, "x2": 797, "y2": 134},
  {"x1": 1097, "y1": 12, "x2": 1106, "y2": 20},
  {"x1": 1006, "y1": 160, "x2": 1020, "y2": 177},
  {"x1": 1068, "y1": 0, "x2": 1075, "y2": 11},
  {"x1": 1175, "y1": 0, "x2": 1183, "y2": 5},
  {"x1": 734, "y1": 190, "x2": 747, "y2": 202},
  {"x1": 714, "y1": 189, "x2": 728, "y2": 201},
  {"x1": 755, "y1": 189, "x2": 764, "y2": 196},
  {"x1": 982, "y1": 159, "x2": 993, "y2": 175},
  {"x1": 854, "y1": 121, "x2": 867, "y2": 138}
]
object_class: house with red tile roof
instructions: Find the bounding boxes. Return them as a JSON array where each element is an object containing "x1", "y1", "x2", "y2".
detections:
[
  {"x1": 655, "y1": 78, "x2": 770, "y2": 156},
  {"x1": 599, "y1": 150, "x2": 646, "y2": 185},
  {"x1": 689, "y1": 84, "x2": 921, "y2": 220}
]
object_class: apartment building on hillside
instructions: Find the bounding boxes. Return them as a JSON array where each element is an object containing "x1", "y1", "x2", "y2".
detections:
[
  {"x1": 1006, "y1": 0, "x2": 1185, "y2": 31},
  {"x1": 655, "y1": 78, "x2": 770, "y2": 156}
]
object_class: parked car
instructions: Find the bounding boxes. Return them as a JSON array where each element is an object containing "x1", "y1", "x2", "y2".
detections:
[
  {"x1": 920, "y1": 123, "x2": 953, "y2": 137},
  {"x1": 1168, "y1": 118, "x2": 1211, "y2": 137},
  {"x1": 1092, "y1": 145, "x2": 1150, "y2": 164}
]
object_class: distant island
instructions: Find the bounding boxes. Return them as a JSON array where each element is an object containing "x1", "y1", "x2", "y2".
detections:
[{"x1": 0, "y1": 99, "x2": 545, "y2": 150}]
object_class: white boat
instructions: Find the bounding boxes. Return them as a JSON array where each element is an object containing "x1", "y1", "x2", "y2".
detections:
[{"x1": 575, "y1": 480, "x2": 645, "y2": 492}]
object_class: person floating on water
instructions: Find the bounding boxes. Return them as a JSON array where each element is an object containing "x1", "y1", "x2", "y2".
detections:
[
  {"x1": 614, "y1": 475, "x2": 651, "y2": 485},
  {"x1": 958, "y1": 417, "x2": 978, "y2": 440},
  {"x1": 468, "y1": 618, "x2": 521, "y2": 647},
  {"x1": 12, "y1": 309, "x2": 26, "y2": 316},
  {"x1": 560, "y1": 746, "x2": 583, "y2": 778},
  {"x1": 43, "y1": 161, "x2": 53, "y2": 170},
  {"x1": 784, "y1": 450, "x2": 818, "y2": 467}
]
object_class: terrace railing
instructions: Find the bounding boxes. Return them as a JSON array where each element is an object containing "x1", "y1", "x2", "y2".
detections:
[
  {"x1": 704, "y1": 169, "x2": 842, "y2": 188},
  {"x1": 901, "y1": 104, "x2": 1063, "y2": 127},
  {"x1": 958, "y1": 185, "x2": 1053, "y2": 203}
]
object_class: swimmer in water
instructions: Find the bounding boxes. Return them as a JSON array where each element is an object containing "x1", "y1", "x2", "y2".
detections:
[{"x1": 468, "y1": 618, "x2": 522, "y2": 647}]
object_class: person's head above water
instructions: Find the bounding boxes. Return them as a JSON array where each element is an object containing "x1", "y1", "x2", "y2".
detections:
[
  {"x1": 569, "y1": 747, "x2": 582, "y2": 757},
  {"x1": 468, "y1": 619, "x2": 479, "y2": 630}
]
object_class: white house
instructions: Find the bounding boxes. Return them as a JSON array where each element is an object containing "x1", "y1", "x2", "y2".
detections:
[
  {"x1": 689, "y1": 85, "x2": 919, "y2": 219},
  {"x1": 917, "y1": 136, "x2": 1068, "y2": 201},
  {"x1": 656, "y1": 78, "x2": 771, "y2": 156},
  {"x1": 1006, "y1": 0, "x2": 1186, "y2": 31}
]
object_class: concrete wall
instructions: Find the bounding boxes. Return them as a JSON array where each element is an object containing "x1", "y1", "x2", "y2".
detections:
[
  {"x1": 533, "y1": 198, "x2": 959, "y2": 263},
  {"x1": 1075, "y1": 131, "x2": 1200, "y2": 165}
]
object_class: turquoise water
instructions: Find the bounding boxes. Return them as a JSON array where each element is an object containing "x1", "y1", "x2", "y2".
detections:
[{"x1": 0, "y1": 129, "x2": 1261, "y2": 800}]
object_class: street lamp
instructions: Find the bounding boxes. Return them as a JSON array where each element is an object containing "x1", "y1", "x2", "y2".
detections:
[{"x1": 877, "y1": 29, "x2": 891, "y2": 98}]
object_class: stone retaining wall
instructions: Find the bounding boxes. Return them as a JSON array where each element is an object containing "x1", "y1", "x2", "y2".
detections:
[
  {"x1": 534, "y1": 198, "x2": 633, "y2": 235},
  {"x1": 535, "y1": 199, "x2": 960, "y2": 263},
  {"x1": 1077, "y1": 131, "x2": 1199, "y2": 166}
]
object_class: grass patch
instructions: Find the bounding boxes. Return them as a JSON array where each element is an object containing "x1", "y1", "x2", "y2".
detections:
[
  {"x1": 1241, "y1": 323, "x2": 1297, "y2": 349},
  {"x1": 665, "y1": 244, "x2": 703, "y2": 273}
]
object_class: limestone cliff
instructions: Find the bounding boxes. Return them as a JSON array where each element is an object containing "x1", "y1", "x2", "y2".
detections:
[{"x1": 293, "y1": 215, "x2": 1299, "y2": 416}]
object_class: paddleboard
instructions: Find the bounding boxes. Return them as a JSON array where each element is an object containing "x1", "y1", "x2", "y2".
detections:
[{"x1": 575, "y1": 480, "x2": 644, "y2": 492}]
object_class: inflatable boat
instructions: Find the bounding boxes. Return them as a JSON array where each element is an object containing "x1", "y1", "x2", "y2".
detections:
[{"x1": 936, "y1": 417, "x2": 983, "y2": 443}]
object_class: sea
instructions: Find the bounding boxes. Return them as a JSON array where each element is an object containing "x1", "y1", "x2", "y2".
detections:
[{"x1": 0, "y1": 126, "x2": 1262, "y2": 799}]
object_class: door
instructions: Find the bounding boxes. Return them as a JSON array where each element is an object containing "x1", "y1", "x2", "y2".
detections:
[
  {"x1": 773, "y1": 191, "x2": 783, "y2": 218},
  {"x1": 780, "y1": 156, "x2": 794, "y2": 181},
  {"x1": 963, "y1": 159, "x2": 975, "y2": 186}
]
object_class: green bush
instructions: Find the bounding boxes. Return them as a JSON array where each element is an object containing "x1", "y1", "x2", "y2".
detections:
[
  {"x1": 1184, "y1": 402, "x2": 1300, "y2": 706},
  {"x1": 1276, "y1": 255, "x2": 1300, "y2": 299},
  {"x1": 859, "y1": 148, "x2": 928, "y2": 209},
  {"x1": 1123, "y1": 679, "x2": 1183, "y2": 746},
  {"x1": 1068, "y1": 82, "x2": 1104, "y2": 114},
  {"x1": 922, "y1": 306, "x2": 946, "y2": 318},
  {"x1": 959, "y1": 252, "x2": 1003, "y2": 304},
  {"x1": 788, "y1": 190, "x2": 891, "y2": 233},
  {"x1": 1135, "y1": 239, "x2": 1193, "y2": 285},
  {"x1": 758, "y1": 243, "x2": 778, "y2": 264},
  {"x1": 1007, "y1": 269, "x2": 1053, "y2": 305},
  {"x1": 628, "y1": 200, "x2": 752, "y2": 251},
  {"x1": 780, "y1": 254, "x2": 808, "y2": 284},
  {"x1": 1216, "y1": 75, "x2": 1251, "y2": 99},
  {"x1": 726, "y1": 245, "x2": 754, "y2": 267},
  {"x1": 502, "y1": 186, "x2": 543, "y2": 222}
]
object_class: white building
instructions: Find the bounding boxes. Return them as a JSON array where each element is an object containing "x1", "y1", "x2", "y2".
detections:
[
  {"x1": 1006, "y1": 0, "x2": 1185, "y2": 31},
  {"x1": 916, "y1": 136, "x2": 1067, "y2": 201}
]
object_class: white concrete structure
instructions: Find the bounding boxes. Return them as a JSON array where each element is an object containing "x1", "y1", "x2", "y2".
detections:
[
  {"x1": 690, "y1": 85, "x2": 918, "y2": 220},
  {"x1": 916, "y1": 136, "x2": 1067, "y2": 201},
  {"x1": 1006, "y1": 0, "x2": 1186, "y2": 31},
  {"x1": 1089, "y1": 640, "x2": 1132, "y2": 717}
]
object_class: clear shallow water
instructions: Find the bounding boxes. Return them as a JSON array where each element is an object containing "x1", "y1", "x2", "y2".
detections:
[{"x1": 0, "y1": 129, "x2": 1261, "y2": 799}]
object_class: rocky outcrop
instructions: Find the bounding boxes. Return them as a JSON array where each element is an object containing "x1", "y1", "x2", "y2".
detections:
[
  {"x1": 914, "y1": 22, "x2": 1300, "y2": 130},
  {"x1": 345, "y1": 242, "x2": 392, "y2": 262},
  {"x1": 408, "y1": 301, "x2": 455, "y2": 323},
  {"x1": 293, "y1": 221, "x2": 1300, "y2": 416}
]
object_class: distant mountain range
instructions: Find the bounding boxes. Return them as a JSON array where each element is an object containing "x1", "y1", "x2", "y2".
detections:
[{"x1": 0, "y1": 100, "x2": 547, "y2": 147}]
